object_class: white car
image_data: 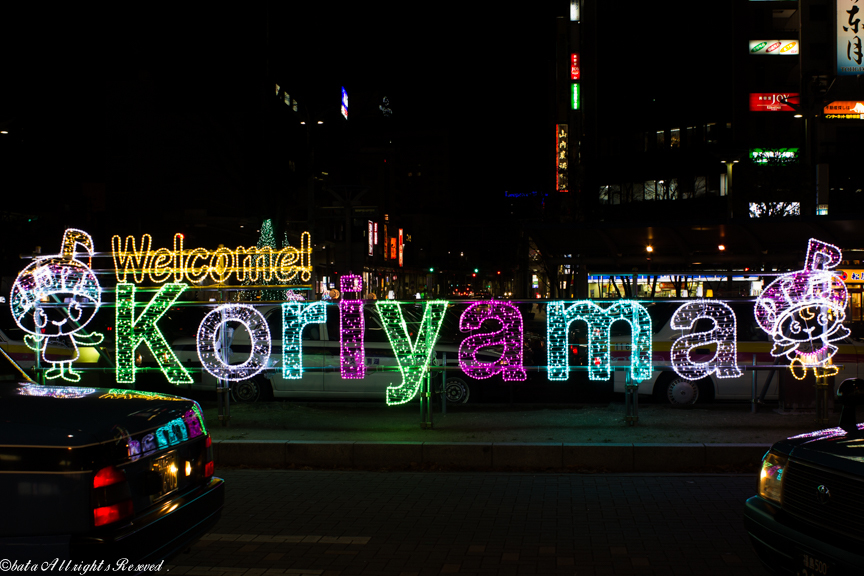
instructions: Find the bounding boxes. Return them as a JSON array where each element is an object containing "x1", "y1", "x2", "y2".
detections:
[
  {"x1": 170, "y1": 303, "x2": 501, "y2": 404},
  {"x1": 610, "y1": 302, "x2": 863, "y2": 406}
]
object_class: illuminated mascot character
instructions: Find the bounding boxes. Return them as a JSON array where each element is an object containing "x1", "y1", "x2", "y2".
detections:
[
  {"x1": 755, "y1": 239, "x2": 850, "y2": 378},
  {"x1": 10, "y1": 229, "x2": 104, "y2": 382}
]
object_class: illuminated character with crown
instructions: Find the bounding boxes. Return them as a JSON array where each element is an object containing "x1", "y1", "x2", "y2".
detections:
[
  {"x1": 755, "y1": 239, "x2": 850, "y2": 377},
  {"x1": 10, "y1": 229, "x2": 104, "y2": 382}
]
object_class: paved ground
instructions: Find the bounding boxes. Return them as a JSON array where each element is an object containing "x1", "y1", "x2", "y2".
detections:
[
  {"x1": 163, "y1": 469, "x2": 766, "y2": 576},
  {"x1": 202, "y1": 401, "x2": 829, "y2": 445}
]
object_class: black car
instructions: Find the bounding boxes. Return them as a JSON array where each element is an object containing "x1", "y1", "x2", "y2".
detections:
[
  {"x1": 0, "y1": 380, "x2": 224, "y2": 569},
  {"x1": 744, "y1": 378, "x2": 864, "y2": 575}
]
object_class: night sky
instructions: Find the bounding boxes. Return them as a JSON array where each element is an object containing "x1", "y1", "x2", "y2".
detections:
[{"x1": 1, "y1": 3, "x2": 730, "y2": 220}]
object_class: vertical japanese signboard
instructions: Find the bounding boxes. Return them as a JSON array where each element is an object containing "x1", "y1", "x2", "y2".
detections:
[
  {"x1": 398, "y1": 229, "x2": 404, "y2": 267},
  {"x1": 368, "y1": 221, "x2": 374, "y2": 256},
  {"x1": 838, "y1": 0, "x2": 864, "y2": 75},
  {"x1": 556, "y1": 124, "x2": 568, "y2": 192},
  {"x1": 571, "y1": 53, "x2": 580, "y2": 80}
]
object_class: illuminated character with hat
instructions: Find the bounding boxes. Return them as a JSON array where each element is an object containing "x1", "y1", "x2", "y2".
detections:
[
  {"x1": 755, "y1": 239, "x2": 850, "y2": 377},
  {"x1": 10, "y1": 229, "x2": 104, "y2": 382}
]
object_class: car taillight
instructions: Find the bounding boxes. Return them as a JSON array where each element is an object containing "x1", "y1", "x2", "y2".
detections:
[
  {"x1": 204, "y1": 434, "x2": 214, "y2": 478},
  {"x1": 92, "y1": 465, "x2": 133, "y2": 527}
]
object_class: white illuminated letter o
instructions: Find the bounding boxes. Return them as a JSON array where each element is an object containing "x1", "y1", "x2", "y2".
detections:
[{"x1": 197, "y1": 304, "x2": 271, "y2": 381}]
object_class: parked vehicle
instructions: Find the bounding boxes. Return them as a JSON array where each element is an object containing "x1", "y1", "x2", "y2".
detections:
[
  {"x1": 0, "y1": 372, "x2": 223, "y2": 564},
  {"x1": 744, "y1": 377, "x2": 864, "y2": 574},
  {"x1": 171, "y1": 303, "x2": 502, "y2": 404},
  {"x1": 0, "y1": 325, "x2": 101, "y2": 370},
  {"x1": 609, "y1": 302, "x2": 863, "y2": 406}
]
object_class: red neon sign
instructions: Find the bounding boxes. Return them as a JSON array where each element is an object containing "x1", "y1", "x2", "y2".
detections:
[{"x1": 571, "y1": 53, "x2": 580, "y2": 81}]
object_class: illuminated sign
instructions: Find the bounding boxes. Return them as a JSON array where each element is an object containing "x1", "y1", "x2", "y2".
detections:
[
  {"x1": 570, "y1": 0, "x2": 579, "y2": 22},
  {"x1": 755, "y1": 239, "x2": 850, "y2": 378},
  {"x1": 390, "y1": 237, "x2": 397, "y2": 261},
  {"x1": 547, "y1": 301, "x2": 652, "y2": 382},
  {"x1": 398, "y1": 229, "x2": 404, "y2": 267},
  {"x1": 459, "y1": 302, "x2": 526, "y2": 381},
  {"x1": 571, "y1": 53, "x2": 580, "y2": 80},
  {"x1": 340, "y1": 275, "x2": 364, "y2": 379},
  {"x1": 116, "y1": 283, "x2": 192, "y2": 385},
  {"x1": 368, "y1": 221, "x2": 374, "y2": 256},
  {"x1": 749, "y1": 93, "x2": 799, "y2": 112},
  {"x1": 670, "y1": 301, "x2": 742, "y2": 381},
  {"x1": 12, "y1": 231, "x2": 857, "y2": 405},
  {"x1": 556, "y1": 124, "x2": 568, "y2": 192},
  {"x1": 197, "y1": 304, "x2": 271, "y2": 381},
  {"x1": 341, "y1": 86, "x2": 348, "y2": 120},
  {"x1": 377, "y1": 301, "x2": 448, "y2": 405},
  {"x1": 10, "y1": 229, "x2": 104, "y2": 382},
  {"x1": 749, "y1": 40, "x2": 798, "y2": 55},
  {"x1": 823, "y1": 101, "x2": 864, "y2": 119},
  {"x1": 838, "y1": 0, "x2": 864, "y2": 75},
  {"x1": 111, "y1": 232, "x2": 313, "y2": 285},
  {"x1": 571, "y1": 83, "x2": 580, "y2": 110},
  {"x1": 749, "y1": 148, "x2": 799, "y2": 164},
  {"x1": 281, "y1": 302, "x2": 327, "y2": 379},
  {"x1": 839, "y1": 269, "x2": 864, "y2": 283}
]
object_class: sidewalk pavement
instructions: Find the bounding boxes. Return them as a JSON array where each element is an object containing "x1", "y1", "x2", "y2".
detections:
[{"x1": 205, "y1": 400, "x2": 831, "y2": 473}]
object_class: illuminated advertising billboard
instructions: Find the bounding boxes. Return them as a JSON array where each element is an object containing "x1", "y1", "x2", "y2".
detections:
[
  {"x1": 749, "y1": 40, "x2": 798, "y2": 55},
  {"x1": 749, "y1": 93, "x2": 799, "y2": 112},
  {"x1": 838, "y1": 0, "x2": 864, "y2": 75},
  {"x1": 571, "y1": 83, "x2": 580, "y2": 110},
  {"x1": 571, "y1": 53, "x2": 580, "y2": 80},
  {"x1": 824, "y1": 101, "x2": 864, "y2": 119},
  {"x1": 749, "y1": 148, "x2": 799, "y2": 164},
  {"x1": 368, "y1": 221, "x2": 374, "y2": 256}
]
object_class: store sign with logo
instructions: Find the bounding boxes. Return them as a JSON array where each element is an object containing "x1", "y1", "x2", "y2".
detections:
[
  {"x1": 749, "y1": 148, "x2": 799, "y2": 164},
  {"x1": 749, "y1": 93, "x2": 800, "y2": 112},
  {"x1": 838, "y1": 0, "x2": 864, "y2": 75},
  {"x1": 823, "y1": 101, "x2": 864, "y2": 119},
  {"x1": 839, "y1": 269, "x2": 864, "y2": 282},
  {"x1": 749, "y1": 40, "x2": 798, "y2": 55}
]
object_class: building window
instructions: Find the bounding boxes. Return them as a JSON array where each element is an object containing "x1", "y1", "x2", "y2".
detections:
[
  {"x1": 686, "y1": 126, "x2": 696, "y2": 147},
  {"x1": 644, "y1": 180, "x2": 656, "y2": 201},
  {"x1": 599, "y1": 185, "x2": 610, "y2": 204},
  {"x1": 749, "y1": 202, "x2": 801, "y2": 217},
  {"x1": 670, "y1": 128, "x2": 680, "y2": 148},
  {"x1": 633, "y1": 181, "x2": 644, "y2": 202},
  {"x1": 656, "y1": 130, "x2": 665, "y2": 147}
]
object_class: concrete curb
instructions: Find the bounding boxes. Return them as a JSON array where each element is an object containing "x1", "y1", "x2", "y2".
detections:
[{"x1": 213, "y1": 440, "x2": 771, "y2": 472}]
